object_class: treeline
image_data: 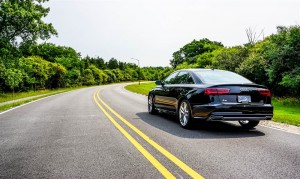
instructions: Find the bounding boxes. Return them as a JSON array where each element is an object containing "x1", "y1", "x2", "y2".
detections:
[
  {"x1": 0, "y1": 0, "x2": 165, "y2": 92},
  {"x1": 169, "y1": 25, "x2": 300, "y2": 96},
  {"x1": 0, "y1": 42, "x2": 165, "y2": 92}
]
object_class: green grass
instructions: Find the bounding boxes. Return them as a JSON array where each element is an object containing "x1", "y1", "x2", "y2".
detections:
[
  {"x1": 0, "y1": 88, "x2": 80, "y2": 103},
  {"x1": 272, "y1": 98, "x2": 300, "y2": 126},
  {"x1": 125, "y1": 82, "x2": 156, "y2": 95},
  {"x1": 0, "y1": 90, "x2": 49, "y2": 103},
  {"x1": 124, "y1": 82, "x2": 300, "y2": 126},
  {"x1": 0, "y1": 86, "x2": 87, "y2": 112},
  {"x1": 0, "y1": 96, "x2": 49, "y2": 112}
]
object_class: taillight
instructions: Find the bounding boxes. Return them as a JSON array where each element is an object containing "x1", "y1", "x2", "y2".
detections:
[
  {"x1": 258, "y1": 89, "x2": 271, "y2": 97},
  {"x1": 205, "y1": 88, "x2": 230, "y2": 95}
]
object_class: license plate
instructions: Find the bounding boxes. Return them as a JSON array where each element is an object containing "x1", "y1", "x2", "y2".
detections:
[{"x1": 238, "y1": 96, "x2": 251, "y2": 103}]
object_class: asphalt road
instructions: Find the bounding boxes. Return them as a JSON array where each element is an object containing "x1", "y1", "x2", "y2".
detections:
[{"x1": 0, "y1": 83, "x2": 299, "y2": 179}]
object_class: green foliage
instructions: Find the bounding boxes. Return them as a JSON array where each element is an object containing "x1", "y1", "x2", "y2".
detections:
[
  {"x1": 170, "y1": 38, "x2": 223, "y2": 68},
  {"x1": 89, "y1": 65, "x2": 104, "y2": 85},
  {"x1": 158, "y1": 67, "x2": 174, "y2": 80},
  {"x1": 104, "y1": 70, "x2": 117, "y2": 83},
  {"x1": 65, "y1": 69, "x2": 81, "y2": 87},
  {"x1": 196, "y1": 52, "x2": 215, "y2": 68},
  {"x1": 83, "y1": 69, "x2": 95, "y2": 86},
  {"x1": 19, "y1": 56, "x2": 66, "y2": 89},
  {"x1": 3, "y1": 68, "x2": 23, "y2": 90},
  {"x1": 263, "y1": 26, "x2": 300, "y2": 95},
  {"x1": 108, "y1": 58, "x2": 119, "y2": 69},
  {"x1": 0, "y1": 0, "x2": 57, "y2": 45},
  {"x1": 211, "y1": 46, "x2": 248, "y2": 72},
  {"x1": 55, "y1": 56, "x2": 81, "y2": 70},
  {"x1": 279, "y1": 68, "x2": 300, "y2": 94},
  {"x1": 20, "y1": 43, "x2": 80, "y2": 63},
  {"x1": 170, "y1": 25, "x2": 300, "y2": 97},
  {"x1": 175, "y1": 62, "x2": 197, "y2": 70},
  {"x1": 47, "y1": 62, "x2": 67, "y2": 88},
  {"x1": 237, "y1": 53, "x2": 268, "y2": 85}
]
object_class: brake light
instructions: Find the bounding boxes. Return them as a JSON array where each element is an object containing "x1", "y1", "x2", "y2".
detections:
[
  {"x1": 258, "y1": 89, "x2": 271, "y2": 97},
  {"x1": 205, "y1": 88, "x2": 230, "y2": 95}
]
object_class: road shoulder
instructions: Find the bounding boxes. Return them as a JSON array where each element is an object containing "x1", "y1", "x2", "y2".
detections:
[{"x1": 260, "y1": 120, "x2": 300, "y2": 135}]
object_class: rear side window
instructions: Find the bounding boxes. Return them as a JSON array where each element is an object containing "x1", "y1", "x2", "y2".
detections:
[
  {"x1": 187, "y1": 74, "x2": 194, "y2": 84},
  {"x1": 164, "y1": 72, "x2": 178, "y2": 84},
  {"x1": 175, "y1": 71, "x2": 194, "y2": 84},
  {"x1": 195, "y1": 70, "x2": 252, "y2": 84}
]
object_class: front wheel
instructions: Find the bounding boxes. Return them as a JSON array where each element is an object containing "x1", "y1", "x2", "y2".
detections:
[
  {"x1": 238, "y1": 120, "x2": 259, "y2": 129},
  {"x1": 148, "y1": 94, "x2": 158, "y2": 114},
  {"x1": 178, "y1": 100, "x2": 193, "y2": 129}
]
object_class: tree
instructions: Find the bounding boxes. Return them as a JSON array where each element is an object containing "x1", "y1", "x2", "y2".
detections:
[
  {"x1": 0, "y1": 0, "x2": 57, "y2": 45},
  {"x1": 196, "y1": 52, "x2": 215, "y2": 68},
  {"x1": 83, "y1": 69, "x2": 95, "y2": 85},
  {"x1": 92, "y1": 57, "x2": 106, "y2": 69},
  {"x1": 89, "y1": 65, "x2": 103, "y2": 84},
  {"x1": 65, "y1": 69, "x2": 81, "y2": 87},
  {"x1": 212, "y1": 46, "x2": 248, "y2": 72},
  {"x1": 170, "y1": 38, "x2": 223, "y2": 68},
  {"x1": 19, "y1": 56, "x2": 55, "y2": 90},
  {"x1": 21, "y1": 43, "x2": 80, "y2": 63},
  {"x1": 263, "y1": 25, "x2": 300, "y2": 95},
  {"x1": 245, "y1": 27, "x2": 264, "y2": 45},
  {"x1": 108, "y1": 58, "x2": 119, "y2": 69},
  {"x1": 237, "y1": 53, "x2": 268, "y2": 85},
  {"x1": 46, "y1": 62, "x2": 66, "y2": 88},
  {"x1": 104, "y1": 70, "x2": 117, "y2": 83},
  {"x1": 3, "y1": 68, "x2": 23, "y2": 95},
  {"x1": 55, "y1": 56, "x2": 81, "y2": 70}
]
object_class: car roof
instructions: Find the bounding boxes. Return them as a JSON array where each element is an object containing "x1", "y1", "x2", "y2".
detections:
[{"x1": 176, "y1": 68, "x2": 225, "y2": 72}]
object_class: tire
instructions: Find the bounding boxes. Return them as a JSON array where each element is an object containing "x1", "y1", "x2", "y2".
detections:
[
  {"x1": 148, "y1": 94, "x2": 158, "y2": 114},
  {"x1": 238, "y1": 120, "x2": 260, "y2": 129},
  {"x1": 178, "y1": 100, "x2": 193, "y2": 129}
]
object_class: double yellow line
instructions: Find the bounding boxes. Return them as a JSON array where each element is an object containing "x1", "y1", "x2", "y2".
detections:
[{"x1": 93, "y1": 89, "x2": 204, "y2": 179}]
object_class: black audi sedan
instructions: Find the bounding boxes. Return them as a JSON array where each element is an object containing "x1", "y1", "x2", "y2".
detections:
[{"x1": 148, "y1": 69, "x2": 273, "y2": 129}]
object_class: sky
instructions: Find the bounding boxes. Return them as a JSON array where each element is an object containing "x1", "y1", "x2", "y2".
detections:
[{"x1": 44, "y1": 0, "x2": 300, "y2": 67}]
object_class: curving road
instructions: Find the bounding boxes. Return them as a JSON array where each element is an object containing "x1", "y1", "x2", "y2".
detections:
[{"x1": 0, "y1": 83, "x2": 299, "y2": 178}]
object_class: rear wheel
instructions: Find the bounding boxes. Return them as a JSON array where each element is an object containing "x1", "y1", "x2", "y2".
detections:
[
  {"x1": 238, "y1": 120, "x2": 259, "y2": 129},
  {"x1": 148, "y1": 94, "x2": 158, "y2": 114},
  {"x1": 178, "y1": 100, "x2": 193, "y2": 129}
]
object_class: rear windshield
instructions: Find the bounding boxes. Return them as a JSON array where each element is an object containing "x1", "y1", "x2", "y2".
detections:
[{"x1": 195, "y1": 70, "x2": 252, "y2": 84}]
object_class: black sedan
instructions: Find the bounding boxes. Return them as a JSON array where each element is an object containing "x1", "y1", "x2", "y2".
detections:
[{"x1": 148, "y1": 69, "x2": 273, "y2": 129}]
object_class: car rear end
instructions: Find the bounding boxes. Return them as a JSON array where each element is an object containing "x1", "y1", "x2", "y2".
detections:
[
  {"x1": 193, "y1": 84, "x2": 273, "y2": 121},
  {"x1": 191, "y1": 70, "x2": 273, "y2": 122}
]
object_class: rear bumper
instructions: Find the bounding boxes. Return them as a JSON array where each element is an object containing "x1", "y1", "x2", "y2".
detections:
[{"x1": 191, "y1": 103, "x2": 273, "y2": 121}]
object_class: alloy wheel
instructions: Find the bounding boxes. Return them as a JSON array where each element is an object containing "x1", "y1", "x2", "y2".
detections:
[
  {"x1": 148, "y1": 95, "x2": 153, "y2": 112},
  {"x1": 179, "y1": 101, "x2": 190, "y2": 126}
]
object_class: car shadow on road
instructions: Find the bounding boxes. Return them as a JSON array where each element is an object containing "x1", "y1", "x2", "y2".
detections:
[{"x1": 136, "y1": 112, "x2": 265, "y2": 139}]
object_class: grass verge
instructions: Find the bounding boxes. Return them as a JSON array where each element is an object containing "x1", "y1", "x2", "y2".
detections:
[
  {"x1": 125, "y1": 82, "x2": 156, "y2": 95},
  {"x1": 125, "y1": 82, "x2": 300, "y2": 126},
  {"x1": 0, "y1": 87, "x2": 86, "y2": 112},
  {"x1": 0, "y1": 88, "x2": 79, "y2": 103},
  {"x1": 272, "y1": 98, "x2": 300, "y2": 126}
]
